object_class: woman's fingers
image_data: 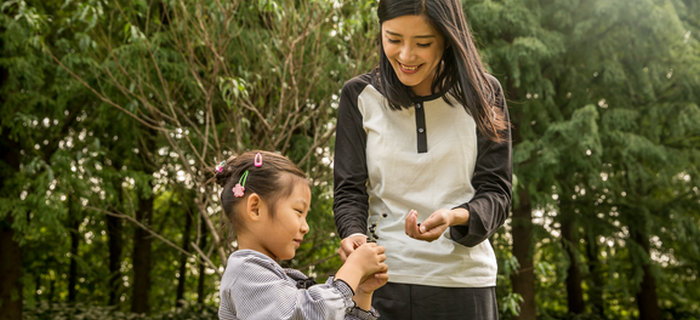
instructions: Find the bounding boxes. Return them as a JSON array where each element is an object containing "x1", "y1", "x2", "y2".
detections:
[{"x1": 404, "y1": 209, "x2": 420, "y2": 237}]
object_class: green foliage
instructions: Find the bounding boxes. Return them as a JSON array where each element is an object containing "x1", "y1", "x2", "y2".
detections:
[
  {"x1": 1, "y1": 0, "x2": 698, "y2": 319},
  {"x1": 24, "y1": 301, "x2": 218, "y2": 320}
]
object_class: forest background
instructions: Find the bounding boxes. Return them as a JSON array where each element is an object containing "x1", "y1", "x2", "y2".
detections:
[{"x1": 1, "y1": 0, "x2": 698, "y2": 319}]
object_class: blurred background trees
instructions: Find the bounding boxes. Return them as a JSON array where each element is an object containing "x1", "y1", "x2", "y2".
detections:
[{"x1": 1, "y1": 0, "x2": 698, "y2": 319}]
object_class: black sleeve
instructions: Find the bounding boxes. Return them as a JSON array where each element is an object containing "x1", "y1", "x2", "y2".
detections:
[
  {"x1": 333, "y1": 77, "x2": 370, "y2": 239},
  {"x1": 450, "y1": 76, "x2": 513, "y2": 247}
]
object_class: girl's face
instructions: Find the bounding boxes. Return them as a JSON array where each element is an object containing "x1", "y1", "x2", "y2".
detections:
[
  {"x1": 381, "y1": 14, "x2": 446, "y2": 96},
  {"x1": 257, "y1": 178, "x2": 311, "y2": 261}
]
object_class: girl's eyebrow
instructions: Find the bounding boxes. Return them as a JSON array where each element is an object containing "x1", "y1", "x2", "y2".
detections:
[
  {"x1": 385, "y1": 30, "x2": 436, "y2": 39},
  {"x1": 294, "y1": 199, "x2": 309, "y2": 210}
]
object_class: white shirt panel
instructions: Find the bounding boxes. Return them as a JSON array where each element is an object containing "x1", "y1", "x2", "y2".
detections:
[{"x1": 357, "y1": 84, "x2": 497, "y2": 287}]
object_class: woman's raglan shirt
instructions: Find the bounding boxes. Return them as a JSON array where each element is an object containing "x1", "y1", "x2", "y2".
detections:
[
  {"x1": 333, "y1": 72, "x2": 512, "y2": 288},
  {"x1": 219, "y1": 250, "x2": 379, "y2": 320}
]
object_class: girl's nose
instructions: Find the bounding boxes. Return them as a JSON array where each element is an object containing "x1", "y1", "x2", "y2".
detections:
[{"x1": 300, "y1": 219, "x2": 309, "y2": 234}]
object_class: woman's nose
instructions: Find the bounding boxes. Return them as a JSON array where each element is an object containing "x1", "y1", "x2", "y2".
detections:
[{"x1": 399, "y1": 44, "x2": 413, "y2": 62}]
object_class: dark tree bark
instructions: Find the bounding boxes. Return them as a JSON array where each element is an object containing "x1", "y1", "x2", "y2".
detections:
[
  {"x1": 0, "y1": 216, "x2": 22, "y2": 320},
  {"x1": 197, "y1": 215, "x2": 208, "y2": 306},
  {"x1": 175, "y1": 209, "x2": 193, "y2": 307},
  {"x1": 561, "y1": 214, "x2": 585, "y2": 314},
  {"x1": 131, "y1": 194, "x2": 153, "y2": 314},
  {"x1": 586, "y1": 232, "x2": 605, "y2": 318},
  {"x1": 633, "y1": 229, "x2": 661, "y2": 320},
  {"x1": 511, "y1": 187, "x2": 536, "y2": 320},
  {"x1": 107, "y1": 206, "x2": 123, "y2": 305},
  {"x1": 0, "y1": 135, "x2": 23, "y2": 320},
  {"x1": 68, "y1": 204, "x2": 80, "y2": 303}
]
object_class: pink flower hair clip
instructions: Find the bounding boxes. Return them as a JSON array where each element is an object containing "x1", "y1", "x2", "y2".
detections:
[
  {"x1": 233, "y1": 170, "x2": 249, "y2": 197},
  {"x1": 216, "y1": 160, "x2": 226, "y2": 173}
]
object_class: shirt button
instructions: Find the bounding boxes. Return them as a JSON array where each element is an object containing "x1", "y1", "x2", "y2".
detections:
[
  {"x1": 416, "y1": 103, "x2": 422, "y2": 109},
  {"x1": 418, "y1": 128, "x2": 425, "y2": 133}
]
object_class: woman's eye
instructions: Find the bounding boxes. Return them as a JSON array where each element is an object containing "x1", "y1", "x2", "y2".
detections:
[
  {"x1": 387, "y1": 38, "x2": 400, "y2": 44},
  {"x1": 417, "y1": 42, "x2": 432, "y2": 48}
]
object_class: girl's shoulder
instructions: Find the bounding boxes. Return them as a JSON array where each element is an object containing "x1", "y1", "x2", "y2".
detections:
[{"x1": 226, "y1": 250, "x2": 286, "y2": 278}]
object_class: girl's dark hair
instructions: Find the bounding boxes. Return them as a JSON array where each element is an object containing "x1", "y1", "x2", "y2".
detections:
[
  {"x1": 215, "y1": 150, "x2": 308, "y2": 233},
  {"x1": 376, "y1": 0, "x2": 508, "y2": 142}
]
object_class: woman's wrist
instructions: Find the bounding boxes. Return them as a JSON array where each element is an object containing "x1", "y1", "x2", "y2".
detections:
[{"x1": 448, "y1": 208, "x2": 470, "y2": 227}]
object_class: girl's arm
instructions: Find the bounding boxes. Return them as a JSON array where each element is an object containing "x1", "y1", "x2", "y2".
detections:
[{"x1": 223, "y1": 255, "x2": 355, "y2": 320}]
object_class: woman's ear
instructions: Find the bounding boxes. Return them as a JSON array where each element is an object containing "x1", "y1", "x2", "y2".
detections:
[{"x1": 245, "y1": 193, "x2": 264, "y2": 221}]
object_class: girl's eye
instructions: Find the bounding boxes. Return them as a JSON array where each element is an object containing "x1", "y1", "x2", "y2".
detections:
[
  {"x1": 417, "y1": 42, "x2": 432, "y2": 48},
  {"x1": 387, "y1": 38, "x2": 400, "y2": 44}
]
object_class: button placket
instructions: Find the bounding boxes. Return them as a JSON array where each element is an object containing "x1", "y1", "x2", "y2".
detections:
[{"x1": 414, "y1": 102, "x2": 428, "y2": 153}]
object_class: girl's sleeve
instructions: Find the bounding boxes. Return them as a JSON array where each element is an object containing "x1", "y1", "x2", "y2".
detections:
[
  {"x1": 450, "y1": 76, "x2": 513, "y2": 247},
  {"x1": 223, "y1": 257, "x2": 355, "y2": 320},
  {"x1": 333, "y1": 77, "x2": 370, "y2": 239}
]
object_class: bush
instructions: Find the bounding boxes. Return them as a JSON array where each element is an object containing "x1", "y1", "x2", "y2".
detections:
[{"x1": 24, "y1": 302, "x2": 218, "y2": 320}]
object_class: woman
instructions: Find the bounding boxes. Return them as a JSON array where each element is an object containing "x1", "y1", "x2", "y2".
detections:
[{"x1": 333, "y1": 0, "x2": 512, "y2": 318}]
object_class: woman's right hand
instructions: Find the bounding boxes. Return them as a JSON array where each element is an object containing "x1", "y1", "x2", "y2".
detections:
[{"x1": 338, "y1": 234, "x2": 368, "y2": 262}]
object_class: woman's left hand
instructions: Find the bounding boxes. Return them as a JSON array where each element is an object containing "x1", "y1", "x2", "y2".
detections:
[{"x1": 404, "y1": 208, "x2": 470, "y2": 242}]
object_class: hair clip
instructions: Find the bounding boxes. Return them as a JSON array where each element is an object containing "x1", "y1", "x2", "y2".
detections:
[
  {"x1": 216, "y1": 160, "x2": 226, "y2": 173},
  {"x1": 254, "y1": 152, "x2": 263, "y2": 167},
  {"x1": 232, "y1": 170, "x2": 249, "y2": 197}
]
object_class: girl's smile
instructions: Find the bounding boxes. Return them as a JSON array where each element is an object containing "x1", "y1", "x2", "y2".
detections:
[{"x1": 243, "y1": 176, "x2": 311, "y2": 261}]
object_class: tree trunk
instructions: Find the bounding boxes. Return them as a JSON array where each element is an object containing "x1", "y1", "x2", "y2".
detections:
[
  {"x1": 131, "y1": 194, "x2": 153, "y2": 314},
  {"x1": 175, "y1": 209, "x2": 192, "y2": 307},
  {"x1": 586, "y1": 233, "x2": 605, "y2": 318},
  {"x1": 511, "y1": 187, "x2": 536, "y2": 320},
  {"x1": 561, "y1": 216, "x2": 584, "y2": 314},
  {"x1": 68, "y1": 206, "x2": 80, "y2": 303},
  {"x1": 633, "y1": 229, "x2": 661, "y2": 320},
  {"x1": 107, "y1": 207, "x2": 123, "y2": 305},
  {"x1": 197, "y1": 214, "x2": 208, "y2": 306},
  {"x1": 1, "y1": 137, "x2": 23, "y2": 320},
  {"x1": 0, "y1": 216, "x2": 22, "y2": 320}
]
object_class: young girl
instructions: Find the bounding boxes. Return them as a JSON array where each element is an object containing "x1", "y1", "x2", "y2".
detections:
[
  {"x1": 334, "y1": 0, "x2": 512, "y2": 318},
  {"x1": 216, "y1": 150, "x2": 388, "y2": 320}
]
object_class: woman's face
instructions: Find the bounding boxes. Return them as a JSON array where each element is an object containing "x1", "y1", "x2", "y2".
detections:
[{"x1": 381, "y1": 14, "x2": 446, "y2": 96}]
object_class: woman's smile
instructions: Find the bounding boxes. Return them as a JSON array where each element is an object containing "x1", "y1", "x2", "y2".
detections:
[
  {"x1": 382, "y1": 15, "x2": 445, "y2": 96},
  {"x1": 398, "y1": 62, "x2": 422, "y2": 73}
]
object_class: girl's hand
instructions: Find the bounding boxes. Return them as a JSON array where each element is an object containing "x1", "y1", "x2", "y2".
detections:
[
  {"x1": 338, "y1": 234, "x2": 367, "y2": 262},
  {"x1": 348, "y1": 243, "x2": 388, "y2": 275},
  {"x1": 353, "y1": 271, "x2": 389, "y2": 311},
  {"x1": 335, "y1": 243, "x2": 387, "y2": 293},
  {"x1": 357, "y1": 271, "x2": 389, "y2": 295},
  {"x1": 405, "y1": 208, "x2": 470, "y2": 242}
]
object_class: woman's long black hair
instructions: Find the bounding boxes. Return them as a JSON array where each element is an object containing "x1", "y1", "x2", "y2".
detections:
[{"x1": 376, "y1": 0, "x2": 508, "y2": 142}]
